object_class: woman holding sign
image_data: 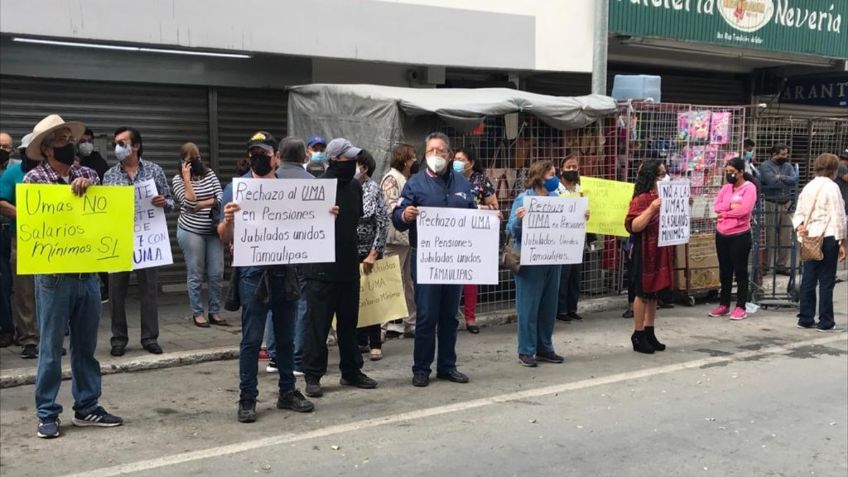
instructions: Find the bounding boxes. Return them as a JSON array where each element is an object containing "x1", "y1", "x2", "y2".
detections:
[
  {"x1": 507, "y1": 160, "x2": 566, "y2": 367},
  {"x1": 624, "y1": 159, "x2": 673, "y2": 354},
  {"x1": 710, "y1": 157, "x2": 757, "y2": 321}
]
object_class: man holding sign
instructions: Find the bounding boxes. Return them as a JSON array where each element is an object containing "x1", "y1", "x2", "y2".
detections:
[
  {"x1": 23, "y1": 114, "x2": 123, "y2": 438},
  {"x1": 392, "y1": 132, "x2": 477, "y2": 388}
]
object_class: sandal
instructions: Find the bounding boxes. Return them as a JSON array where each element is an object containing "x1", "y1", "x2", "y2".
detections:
[
  {"x1": 193, "y1": 315, "x2": 210, "y2": 328},
  {"x1": 208, "y1": 313, "x2": 230, "y2": 327}
]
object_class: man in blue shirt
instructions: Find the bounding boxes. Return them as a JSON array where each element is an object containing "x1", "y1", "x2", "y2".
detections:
[
  {"x1": 757, "y1": 143, "x2": 798, "y2": 274},
  {"x1": 392, "y1": 132, "x2": 476, "y2": 388}
]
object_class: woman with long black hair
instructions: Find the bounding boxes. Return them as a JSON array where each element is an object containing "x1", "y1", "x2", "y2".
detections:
[{"x1": 624, "y1": 159, "x2": 674, "y2": 354}]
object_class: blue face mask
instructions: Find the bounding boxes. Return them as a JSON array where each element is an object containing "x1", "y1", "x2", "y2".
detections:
[
  {"x1": 544, "y1": 176, "x2": 560, "y2": 192},
  {"x1": 310, "y1": 152, "x2": 326, "y2": 163},
  {"x1": 743, "y1": 151, "x2": 753, "y2": 161},
  {"x1": 452, "y1": 161, "x2": 465, "y2": 173}
]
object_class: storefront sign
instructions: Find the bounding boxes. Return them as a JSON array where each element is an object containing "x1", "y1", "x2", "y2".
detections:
[
  {"x1": 611, "y1": 0, "x2": 847, "y2": 58},
  {"x1": 780, "y1": 75, "x2": 848, "y2": 107}
]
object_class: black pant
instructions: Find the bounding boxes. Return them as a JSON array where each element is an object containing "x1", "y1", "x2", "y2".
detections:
[
  {"x1": 357, "y1": 325, "x2": 382, "y2": 350},
  {"x1": 715, "y1": 231, "x2": 752, "y2": 308},
  {"x1": 557, "y1": 263, "x2": 581, "y2": 314},
  {"x1": 110, "y1": 268, "x2": 159, "y2": 346},
  {"x1": 302, "y1": 279, "x2": 363, "y2": 379}
]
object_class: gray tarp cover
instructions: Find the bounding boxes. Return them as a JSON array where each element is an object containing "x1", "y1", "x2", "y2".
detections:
[{"x1": 287, "y1": 83, "x2": 616, "y2": 175}]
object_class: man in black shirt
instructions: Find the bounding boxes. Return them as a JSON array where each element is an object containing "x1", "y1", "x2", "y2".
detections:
[{"x1": 302, "y1": 138, "x2": 377, "y2": 397}]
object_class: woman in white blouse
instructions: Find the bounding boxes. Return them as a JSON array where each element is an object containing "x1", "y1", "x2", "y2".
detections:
[{"x1": 792, "y1": 153, "x2": 847, "y2": 332}]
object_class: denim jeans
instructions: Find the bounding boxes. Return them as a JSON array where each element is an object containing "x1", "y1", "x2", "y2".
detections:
[
  {"x1": 0, "y1": 224, "x2": 13, "y2": 335},
  {"x1": 238, "y1": 267, "x2": 297, "y2": 399},
  {"x1": 176, "y1": 227, "x2": 224, "y2": 316},
  {"x1": 515, "y1": 265, "x2": 561, "y2": 356},
  {"x1": 264, "y1": 313, "x2": 276, "y2": 360},
  {"x1": 797, "y1": 237, "x2": 839, "y2": 330},
  {"x1": 410, "y1": 248, "x2": 461, "y2": 375},
  {"x1": 34, "y1": 274, "x2": 102, "y2": 421},
  {"x1": 266, "y1": 270, "x2": 308, "y2": 366}
]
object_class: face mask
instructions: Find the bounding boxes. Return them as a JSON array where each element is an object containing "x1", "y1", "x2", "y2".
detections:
[
  {"x1": 0, "y1": 149, "x2": 9, "y2": 165},
  {"x1": 775, "y1": 157, "x2": 787, "y2": 164},
  {"x1": 726, "y1": 172, "x2": 738, "y2": 184},
  {"x1": 452, "y1": 161, "x2": 466, "y2": 173},
  {"x1": 53, "y1": 143, "x2": 77, "y2": 166},
  {"x1": 659, "y1": 175, "x2": 671, "y2": 183},
  {"x1": 190, "y1": 159, "x2": 204, "y2": 176},
  {"x1": 562, "y1": 170, "x2": 579, "y2": 183},
  {"x1": 743, "y1": 151, "x2": 753, "y2": 161},
  {"x1": 78, "y1": 142, "x2": 94, "y2": 157},
  {"x1": 250, "y1": 153, "x2": 273, "y2": 177},
  {"x1": 310, "y1": 152, "x2": 327, "y2": 163},
  {"x1": 426, "y1": 155, "x2": 447, "y2": 174},
  {"x1": 115, "y1": 142, "x2": 132, "y2": 161},
  {"x1": 354, "y1": 166, "x2": 364, "y2": 180},
  {"x1": 328, "y1": 159, "x2": 356, "y2": 182},
  {"x1": 544, "y1": 176, "x2": 560, "y2": 192}
]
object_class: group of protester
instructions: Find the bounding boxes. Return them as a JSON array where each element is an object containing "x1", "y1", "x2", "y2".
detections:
[{"x1": 0, "y1": 114, "x2": 846, "y2": 438}]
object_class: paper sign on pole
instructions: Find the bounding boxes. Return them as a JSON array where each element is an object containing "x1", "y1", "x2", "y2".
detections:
[
  {"x1": 520, "y1": 195, "x2": 588, "y2": 266},
  {"x1": 415, "y1": 207, "x2": 500, "y2": 285},
  {"x1": 658, "y1": 180, "x2": 691, "y2": 247},
  {"x1": 15, "y1": 184, "x2": 134, "y2": 274},
  {"x1": 579, "y1": 177, "x2": 634, "y2": 237},
  {"x1": 232, "y1": 178, "x2": 337, "y2": 266},
  {"x1": 132, "y1": 179, "x2": 173, "y2": 270},
  {"x1": 333, "y1": 255, "x2": 409, "y2": 330}
]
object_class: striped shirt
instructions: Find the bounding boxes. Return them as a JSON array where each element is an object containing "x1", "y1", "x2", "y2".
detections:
[{"x1": 172, "y1": 170, "x2": 223, "y2": 235}]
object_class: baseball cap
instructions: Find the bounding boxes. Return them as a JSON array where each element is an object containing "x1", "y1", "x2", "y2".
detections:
[
  {"x1": 246, "y1": 131, "x2": 279, "y2": 153},
  {"x1": 307, "y1": 135, "x2": 326, "y2": 148},
  {"x1": 17, "y1": 133, "x2": 34, "y2": 152},
  {"x1": 325, "y1": 138, "x2": 361, "y2": 160}
]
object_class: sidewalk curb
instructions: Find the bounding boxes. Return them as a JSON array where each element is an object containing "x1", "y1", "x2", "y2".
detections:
[{"x1": 0, "y1": 295, "x2": 628, "y2": 389}]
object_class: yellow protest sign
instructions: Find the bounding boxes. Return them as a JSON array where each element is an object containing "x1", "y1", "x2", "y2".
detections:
[
  {"x1": 333, "y1": 255, "x2": 409, "y2": 329},
  {"x1": 579, "y1": 177, "x2": 634, "y2": 237},
  {"x1": 15, "y1": 184, "x2": 135, "y2": 274}
]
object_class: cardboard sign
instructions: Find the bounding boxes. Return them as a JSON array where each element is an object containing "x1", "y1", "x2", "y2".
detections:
[
  {"x1": 15, "y1": 184, "x2": 134, "y2": 274},
  {"x1": 415, "y1": 207, "x2": 500, "y2": 285},
  {"x1": 333, "y1": 255, "x2": 409, "y2": 330},
  {"x1": 132, "y1": 179, "x2": 173, "y2": 270},
  {"x1": 579, "y1": 177, "x2": 634, "y2": 237},
  {"x1": 658, "y1": 180, "x2": 691, "y2": 247},
  {"x1": 232, "y1": 178, "x2": 337, "y2": 266},
  {"x1": 520, "y1": 195, "x2": 588, "y2": 266}
]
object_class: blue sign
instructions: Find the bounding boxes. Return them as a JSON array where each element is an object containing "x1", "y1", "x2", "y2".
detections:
[{"x1": 781, "y1": 75, "x2": 848, "y2": 107}]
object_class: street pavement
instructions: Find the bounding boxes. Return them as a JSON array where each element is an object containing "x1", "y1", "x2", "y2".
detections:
[{"x1": 0, "y1": 279, "x2": 845, "y2": 477}]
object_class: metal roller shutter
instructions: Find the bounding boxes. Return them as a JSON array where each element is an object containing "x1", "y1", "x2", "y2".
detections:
[{"x1": 0, "y1": 75, "x2": 209, "y2": 285}]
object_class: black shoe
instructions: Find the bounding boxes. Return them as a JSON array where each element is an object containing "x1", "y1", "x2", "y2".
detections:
[
  {"x1": 536, "y1": 351, "x2": 565, "y2": 364},
  {"x1": 237, "y1": 398, "x2": 256, "y2": 423},
  {"x1": 466, "y1": 324, "x2": 480, "y2": 334},
  {"x1": 412, "y1": 373, "x2": 430, "y2": 387},
  {"x1": 644, "y1": 326, "x2": 666, "y2": 351},
  {"x1": 358, "y1": 345, "x2": 371, "y2": 354},
  {"x1": 340, "y1": 372, "x2": 378, "y2": 389},
  {"x1": 143, "y1": 342, "x2": 163, "y2": 355},
  {"x1": 795, "y1": 321, "x2": 817, "y2": 329},
  {"x1": 277, "y1": 390, "x2": 314, "y2": 413},
  {"x1": 436, "y1": 370, "x2": 470, "y2": 383},
  {"x1": 21, "y1": 344, "x2": 37, "y2": 359},
  {"x1": 518, "y1": 354, "x2": 538, "y2": 367},
  {"x1": 110, "y1": 344, "x2": 126, "y2": 357},
  {"x1": 304, "y1": 375, "x2": 323, "y2": 398},
  {"x1": 631, "y1": 330, "x2": 655, "y2": 354},
  {"x1": 403, "y1": 330, "x2": 415, "y2": 339},
  {"x1": 622, "y1": 309, "x2": 634, "y2": 319},
  {"x1": 774, "y1": 267, "x2": 791, "y2": 276},
  {"x1": 0, "y1": 333, "x2": 14, "y2": 348},
  {"x1": 72, "y1": 406, "x2": 123, "y2": 428},
  {"x1": 556, "y1": 313, "x2": 572, "y2": 322},
  {"x1": 567, "y1": 312, "x2": 583, "y2": 321}
]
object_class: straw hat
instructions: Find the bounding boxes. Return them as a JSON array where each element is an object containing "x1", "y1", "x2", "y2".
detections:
[{"x1": 26, "y1": 114, "x2": 85, "y2": 161}]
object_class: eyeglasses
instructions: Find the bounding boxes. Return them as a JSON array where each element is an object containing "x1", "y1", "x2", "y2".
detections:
[{"x1": 425, "y1": 147, "x2": 449, "y2": 156}]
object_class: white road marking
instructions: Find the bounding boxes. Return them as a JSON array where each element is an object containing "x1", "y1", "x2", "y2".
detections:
[{"x1": 62, "y1": 334, "x2": 846, "y2": 477}]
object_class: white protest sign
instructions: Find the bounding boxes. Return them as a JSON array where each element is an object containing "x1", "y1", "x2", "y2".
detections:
[
  {"x1": 415, "y1": 207, "x2": 500, "y2": 285},
  {"x1": 520, "y1": 196, "x2": 588, "y2": 266},
  {"x1": 232, "y1": 178, "x2": 337, "y2": 266},
  {"x1": 132, "y1": 179, "x2": 172, "y2": 270},
  {"x1": 658, "y1": 180, "x2": 691, "y2": 247}
]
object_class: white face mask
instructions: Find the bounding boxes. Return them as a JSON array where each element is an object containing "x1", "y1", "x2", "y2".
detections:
[
  {"x1": 659, "y1": 175, "x2": 671, "y2": 183},
  {"x1": 426, "y1": 155, "x2": 447, "y2": 174},
  {"x1": 114, "y1": 143, "x2": 132, "y2": 161},
  {"x1": 78, "y1": 142, "x2": 94, "y2": 157}
]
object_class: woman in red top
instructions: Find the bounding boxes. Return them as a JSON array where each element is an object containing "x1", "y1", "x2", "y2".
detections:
[{"x1": 625, "y1": 159, "x2": 674, "y2": 354}]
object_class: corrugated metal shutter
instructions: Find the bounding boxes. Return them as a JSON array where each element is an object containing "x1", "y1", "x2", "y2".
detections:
[
  {"x1": 215, "y1": 87, "x2": 287, "y2": 184},
  {"x1": 0, "y1": 75, "x2": 209, "y2": 285}
]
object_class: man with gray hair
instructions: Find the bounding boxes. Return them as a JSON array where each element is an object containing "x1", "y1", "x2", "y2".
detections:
[{"x1": 391, "y1": 132, "x2": 478, "y2": 387}]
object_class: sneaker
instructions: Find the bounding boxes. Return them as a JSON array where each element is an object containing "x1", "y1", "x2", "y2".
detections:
[
  {"x1": 72, "y1": 407, "x2": 123, "y2": 428},
  {"x1": 729, "y1": 307, "x2": 748, "y2": 320},
  {"x1": 21, "y1": 344, "x2": 38, "y2": 359},
  {"x1": 536, "y1": 351, "x2": 565, "y2": 364},
  {"x1": 0, "y1": 333, "x2": 15, "y2": 348},
  {"x1": 277, "y1": 390, "x2": 314, "y2": 413},
  {"x1": 340, "y1": 372, "x2": 378, "y2": 389},
  {"x1": 304, "y1": 376, "x2": 323, "y2": 398},
  {"x1": 622, "y1": 308, "x2": 634, "y2": 319},
  {"x1": 817, "y1": 326, "x2": 844, "y2": 333},
  {"x1": 795, "y1": 322, "x2": 817, "y2": 329},
  {"x1": 266, "y1": 359, "x2": 278, "y2": 373},
  {"x1": 237, "y1": 398, "x2": 256, "y2": 423},
  {"x1": 258, "y1": 348, "x2": 270, "y2": 361},
  {"x1": 708, "y1": 305, "x2": 730, "y2": 317},
  {"x1": 37, "y1": 418, "x2": 61, "y2": 439},
  {"x1": 293, "y1": 369, "x2": 304, "y2": 377},
  {"x1": 369, "y1": 348, "x2": 383, "y2": 361},
  {"x1": 518, "y1": 354, "x2": 538, "y2": 367}
]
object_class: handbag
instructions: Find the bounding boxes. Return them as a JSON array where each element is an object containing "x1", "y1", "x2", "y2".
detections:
[
  {"x1": 799, "y1": 185, "x2": 830, "y2": 262},
  {"x1": 500, "y1": 232, "x2": 521, "y2": 273}
]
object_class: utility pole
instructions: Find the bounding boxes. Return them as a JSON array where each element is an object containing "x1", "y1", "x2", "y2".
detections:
[{"x1": 592, "y1": 0, "x2": 609, "y2": 95}]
